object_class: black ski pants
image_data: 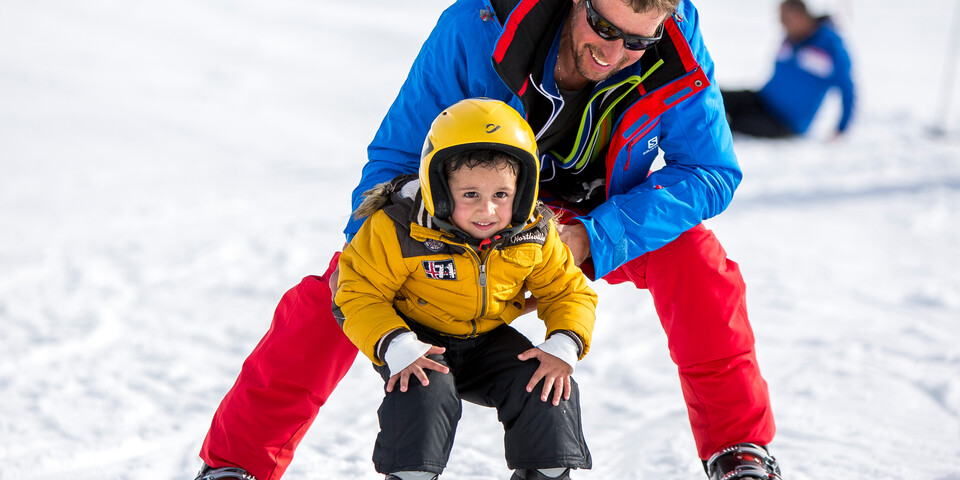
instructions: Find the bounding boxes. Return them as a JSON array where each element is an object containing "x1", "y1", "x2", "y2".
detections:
[
  {"x1": 371, "y1": 322, "x2": 592, "y2": 476},
  {"x1": 720, "y1": 89, "x2": 796, "y2": 138}
]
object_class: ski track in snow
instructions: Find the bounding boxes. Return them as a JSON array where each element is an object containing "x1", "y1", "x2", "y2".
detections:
[{"x1": 2, "y1": 0, "x2": 960, "y2": 479}]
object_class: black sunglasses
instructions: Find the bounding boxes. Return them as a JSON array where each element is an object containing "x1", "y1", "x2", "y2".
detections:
[{"x1": 583, "y1": 0, "x2": 664, "y2": 51}]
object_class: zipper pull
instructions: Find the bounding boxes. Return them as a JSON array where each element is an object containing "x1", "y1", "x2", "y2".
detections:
[{"x1": 479, "y1": 265, "x2": 487, "y2": 287}]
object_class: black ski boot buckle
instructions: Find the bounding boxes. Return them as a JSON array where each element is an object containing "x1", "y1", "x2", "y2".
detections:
[
  {"x1": 195, "y1": 464, "x2": 258, "y2": 480},
  {"x1": 705, "y1": 443, "x2": 782, "y2": 480}
]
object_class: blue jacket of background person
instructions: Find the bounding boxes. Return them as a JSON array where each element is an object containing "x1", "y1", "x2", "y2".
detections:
[
  {"x1": 347, "y1": 0, "x2": 740, "y2": 280},
  {"x1": 759, "y1": 17, "x2": 856, "y2": 134}
]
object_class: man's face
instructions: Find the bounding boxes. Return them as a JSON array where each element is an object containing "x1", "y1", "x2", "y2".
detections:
[
  {"x1": 568, "y1": 0, "x2": 669, "y2": 83},
  {"x1": 779, "y1": 5, "x2": 808, "y2": 41}
]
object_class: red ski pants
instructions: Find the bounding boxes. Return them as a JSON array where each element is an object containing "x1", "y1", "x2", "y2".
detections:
[{"x1": 199, "y1": 224, "x2": 775, "y2": 480}]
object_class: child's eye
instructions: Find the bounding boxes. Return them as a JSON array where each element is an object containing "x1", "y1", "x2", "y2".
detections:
[
  {"x1": 463, "y1": 192, "x2": 479, "y2": 198},
  {"x1": 494, "y1": 192, "x2": 510, "y2": 198}
]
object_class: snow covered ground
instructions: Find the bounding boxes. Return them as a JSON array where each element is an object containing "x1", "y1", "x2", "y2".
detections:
[{"x1": 1, "y1": 0, "x2": 958, "y2": 479}]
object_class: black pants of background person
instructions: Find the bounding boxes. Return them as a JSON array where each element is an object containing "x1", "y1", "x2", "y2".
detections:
[
  {"x1": 371, "y1": 321, "x2": 592, "y2": 476},
  {"x1": 720, "y1": 90, "x2": 795, "y2": 138}
]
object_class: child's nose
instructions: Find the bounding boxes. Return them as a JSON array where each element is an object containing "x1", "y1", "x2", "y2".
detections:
[{"x1": 482, "y1": 200, "x2": 497, "y2": 214}]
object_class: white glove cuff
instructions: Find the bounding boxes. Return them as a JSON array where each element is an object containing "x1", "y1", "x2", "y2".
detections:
[
  {"x1": 537, "y1": 334, "x2": 579, "y2": 373},
  {"x1": 383, "y1": 331, "x2": 432, "y2": 377}
]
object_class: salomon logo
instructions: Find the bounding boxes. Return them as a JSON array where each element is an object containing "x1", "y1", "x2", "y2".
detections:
[
  {"x1": 642, "y1": 135, "x2": 660, "y2": 155},
  {"x1": 486, "y1": 124, "x2": 501, "y2": 133}
]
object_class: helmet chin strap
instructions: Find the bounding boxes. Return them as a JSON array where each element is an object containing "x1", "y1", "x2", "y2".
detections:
[
  {"x1": 431, "y1": 216, "x2": 476, "y2": 246},
  {"x1": 432, "y1": 216, "x2": 527, "y2": 249},
  {"x1": 478, "y1": 234, "x2": 504, "y2": 251}
]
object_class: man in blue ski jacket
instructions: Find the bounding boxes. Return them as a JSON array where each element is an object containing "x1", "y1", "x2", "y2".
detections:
[
  {"x1": 195, "y1": 1, "x2": 784, "y2": 480},
  {"x1": 722, "y1": 0, "x2": 856, "y2": 138}
]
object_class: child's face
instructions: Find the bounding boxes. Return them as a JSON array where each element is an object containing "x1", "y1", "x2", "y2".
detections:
[{"x1": 447, "y1": 163, "x2": 517, "y2": 240}]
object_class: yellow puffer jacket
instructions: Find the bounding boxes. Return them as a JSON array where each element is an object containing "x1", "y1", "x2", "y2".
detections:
[{"x1": 335, "y1": 176, "x2": 597, "y2": 366}]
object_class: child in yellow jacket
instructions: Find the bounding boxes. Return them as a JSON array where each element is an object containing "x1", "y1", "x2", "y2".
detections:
[{"x1": 334, "y1": 99, "x2": 597, "y2": 480}]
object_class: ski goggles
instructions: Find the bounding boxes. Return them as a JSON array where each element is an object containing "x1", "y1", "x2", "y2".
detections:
[{"x1": 584, "y1": 0, "x2": 664, "y2": 51}]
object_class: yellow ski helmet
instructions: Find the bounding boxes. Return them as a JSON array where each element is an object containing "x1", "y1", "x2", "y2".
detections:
[{"x1": 419, "y1": 98, "x2": 540, "y2": 226}]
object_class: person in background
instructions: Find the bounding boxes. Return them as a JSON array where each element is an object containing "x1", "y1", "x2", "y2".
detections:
[
  {"x1": 722, "y1": 0, "x2": 856, "y2": 138},
  {"x1": 194, "y1": 1, "x2": 783, "y2": 479}
]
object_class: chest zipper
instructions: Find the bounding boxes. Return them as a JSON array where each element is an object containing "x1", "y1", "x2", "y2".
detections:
[
  {"x1": 465, "y1": 247, "x2": 492, "y2": 337},
  {"x1": 549, "y1": 59, "x2": 664, "y2": 171}
]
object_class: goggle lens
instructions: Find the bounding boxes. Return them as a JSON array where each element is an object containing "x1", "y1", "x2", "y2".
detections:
[{"x1": 584, "y1": 0, "x2": 663, "y2": 51}]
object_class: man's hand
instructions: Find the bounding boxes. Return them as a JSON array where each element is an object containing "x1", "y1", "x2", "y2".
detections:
[
  {"x1": 328, "y1": 264, "x2": 340, "y2": 297},
  {"x1": 555, "y1": 222, "x2": 590, "y2": 266},
  {"x1": 521, "y1": 296, "x2": 538, "y2": 315},
  {"x1": 386, "y1": 346, "x2": 449, "y2": 393},
  {"x1": 328, "y1": 242, "x2": 350, "y2": 297},
  {"x1": 518, "y1": 348, "x2": 573, "y2": 405}
]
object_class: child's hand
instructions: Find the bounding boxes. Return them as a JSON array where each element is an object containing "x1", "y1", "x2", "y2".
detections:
[
  {"x1": 518, "y1": 348, "x2": 573, "y2": 406},
  {"x1": 386, "y1": 346, "x2": 449, "y2": 393}
]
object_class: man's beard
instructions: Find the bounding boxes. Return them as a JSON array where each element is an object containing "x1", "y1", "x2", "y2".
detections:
[
  {"x1": 572, "y1": 44, "x2": 629, "y2": 83},
  {"x1": 566, "y1": 25, "x2": 630, "y2": 85}
]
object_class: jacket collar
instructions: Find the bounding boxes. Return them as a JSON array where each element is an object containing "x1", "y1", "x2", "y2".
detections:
[{"x1": 490, "y1": 0, "x2": 697, "y2": 102}]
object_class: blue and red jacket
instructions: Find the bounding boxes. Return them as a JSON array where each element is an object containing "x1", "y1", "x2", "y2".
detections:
[
  {"x1": 347, "y1": 0, "x2": 739, "y2": 279},
  {"x1": 759, "y1": 18, "x2": 855, "y2": 134}
]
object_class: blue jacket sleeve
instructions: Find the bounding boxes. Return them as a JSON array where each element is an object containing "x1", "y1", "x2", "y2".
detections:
[
  {"x1": 576, "y1": 0, "x2": 741, "y2": 278},
  {"x1": 831, "y1": 34, "x2": 855, "y2": 133},
  {"x1": 344, "y1": 1, "x2": 515, "y2": 238}
]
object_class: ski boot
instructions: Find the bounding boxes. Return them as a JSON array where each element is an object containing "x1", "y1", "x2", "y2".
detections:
[
  {"x1": 705, "y1": 443, "x2": 781, "y2": 480},
  {"x1": 385, "y1": 473, "x2": 437, "y2": 480},
  {"x1": 510, "y1": 468, "x2": 571, "y2": 480},
  {"x1": 194, "y1": 463, "x2": 257, "y2": 480}
]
